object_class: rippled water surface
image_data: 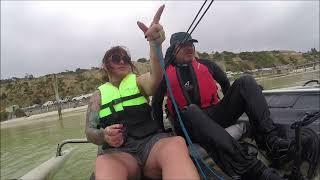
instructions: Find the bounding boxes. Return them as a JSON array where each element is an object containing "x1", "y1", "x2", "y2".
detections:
[{"x1": 1, "y1": 109, "x2": 97, "y2": 180}]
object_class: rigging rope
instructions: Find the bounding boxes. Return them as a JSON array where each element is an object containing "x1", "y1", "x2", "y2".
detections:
[
  {"x1": 155, "y1": 1, "x2": 225, "y2": 179},
  {"x1": 167, "y1": 0, "x2": 215, "y2": 66}
]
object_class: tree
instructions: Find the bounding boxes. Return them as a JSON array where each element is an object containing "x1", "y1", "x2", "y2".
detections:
[
  {"x1": 310, "y1": 48, "x2": 318, "y2": 55},
  {"x1": 222, "y1": 51, "x2": 235, "y2": 58},
  {"x1": 212, "y1": 52, "x2": 223, "y2": 61},
  {"x1": 32, "y1": 97, "x2": 42, "y2": 105},
  {"x1": 137, "y1": 58, "x2": 148, "y2": 63},
  {"x1": 24, "y1": 73, "x2": 34, "y2": 79},
  {"x1": 1, "y1": 93, "x2": 7, "y2": 99},
  {"x1": 14, "y1": 108, "x2": 26, "y2": 118},
  {"x1": 198, "y1": 52, "x2": 210, "y2": 59},
  {"x1": 289, "y1": 57, "x2": 298, "y2": 65},
  {"x1": 239, "y1": 52, "x2": 255, "y2": 61},
  {"x1": 0, "y1": 111, "x2": 8, "y2": 121},
  {"x1": 75, "y1": 68, "x2": 86, "y2": 73},
  {"x1": 76, "y1": 74, "x2": 86, "y2": 82}
]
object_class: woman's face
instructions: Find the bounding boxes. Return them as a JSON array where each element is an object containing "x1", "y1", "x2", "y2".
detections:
[{"x1": 104, "y1": 51, "x2": 131, "y2": 78}]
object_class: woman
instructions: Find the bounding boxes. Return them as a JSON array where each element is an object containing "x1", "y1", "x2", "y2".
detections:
[{"x1": 85, "y1": 5, "x2": 199, "y2": 180}]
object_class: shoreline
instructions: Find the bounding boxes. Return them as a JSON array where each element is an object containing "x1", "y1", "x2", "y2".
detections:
[{"x1": 1, "y1": 105, "x2": 88, "y2": 129}]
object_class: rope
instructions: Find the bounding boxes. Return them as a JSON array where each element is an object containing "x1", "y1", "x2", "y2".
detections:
[
  {"x1": 155, "y1": 46, "x2": 207, "y2": 179},
  {"x1": 156, "y1": 45, "x2": 225, "y2": 180},
  {"x1": 157, "y1": 0, "x2": 225, "y2": 179},
  {"x1": 167, "y1": 0, "x2": 215, "y2": 67},
  {"x1": 154, "y1": 3, "x2": 225, "y2": 177}
]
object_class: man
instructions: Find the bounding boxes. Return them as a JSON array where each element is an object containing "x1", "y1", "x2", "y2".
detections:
[{"x1": 152, "y1": 32, "x2": 318, "y2": 179}]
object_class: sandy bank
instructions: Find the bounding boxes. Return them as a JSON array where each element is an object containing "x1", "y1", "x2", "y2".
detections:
[{"x1": 1, "y1": 105, "x2": 88, "y2": 129}]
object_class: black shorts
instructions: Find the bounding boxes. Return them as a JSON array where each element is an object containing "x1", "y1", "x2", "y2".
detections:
[{"x1": 97, "y1": 133, "x2": 170, "y2": 166}]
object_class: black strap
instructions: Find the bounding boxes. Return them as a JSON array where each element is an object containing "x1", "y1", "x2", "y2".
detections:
[
  {"x1": 188, "y1": 63, "x2": 201, "y2": 105},
  {"x1": 100, "y1": 93, "x2": 144, "y2": 110},
  {"x1": 176, "y1": 65, "x2": 192, "y2": 105}
]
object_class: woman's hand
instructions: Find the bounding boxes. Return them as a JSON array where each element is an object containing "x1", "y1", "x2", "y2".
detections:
[
  {"x1": 137, "y1": 5, "x2": 165, "y2": 46},
  {"x1": 103, "y1": 124, "x2": 125, "y2": 147}
]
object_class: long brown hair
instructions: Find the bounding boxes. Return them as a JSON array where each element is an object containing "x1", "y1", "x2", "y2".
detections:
[{"x1": 101, "y1": 46, "x2": 139, "y2": 82}]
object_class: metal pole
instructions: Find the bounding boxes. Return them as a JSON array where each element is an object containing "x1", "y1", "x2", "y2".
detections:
[{"x1": 53, "y1": 74, "x2": 62, "y2": 120}]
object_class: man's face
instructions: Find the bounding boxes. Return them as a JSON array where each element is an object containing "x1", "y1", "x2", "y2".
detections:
[{"x1": 174, "y1": 42, "x2": 195, "y2": 64}]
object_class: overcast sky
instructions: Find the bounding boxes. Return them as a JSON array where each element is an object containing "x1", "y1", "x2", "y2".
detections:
[{"x1": 1, "y1": 1, "x2": 319, "y2": 79}]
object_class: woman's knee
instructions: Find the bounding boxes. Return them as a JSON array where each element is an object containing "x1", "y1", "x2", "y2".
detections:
[
  {"x1": 161, "y1": 136, "x2": 189, "y2": 155},
  {"x1": 95, "y1": 155, "x2": 129, "y2": 180}
]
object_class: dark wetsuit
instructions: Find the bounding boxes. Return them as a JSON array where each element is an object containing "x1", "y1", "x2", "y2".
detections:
[{"x1": 151, "y1": 58, "x2": 283, "y2": 179}]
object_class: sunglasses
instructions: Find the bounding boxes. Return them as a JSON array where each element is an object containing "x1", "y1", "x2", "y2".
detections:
[{"x1": 109, "y1": 54, "x2": 131, "y2": 64}]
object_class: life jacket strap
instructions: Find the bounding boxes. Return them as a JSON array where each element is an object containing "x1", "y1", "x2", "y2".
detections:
[{"x1": 100, "y1": 92, "x2": 144, "y2": 111}]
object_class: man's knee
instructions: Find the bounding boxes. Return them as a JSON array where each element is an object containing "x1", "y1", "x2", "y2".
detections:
[{"x1": 238, "y1": 75, "x2": 256, "y2": 85}]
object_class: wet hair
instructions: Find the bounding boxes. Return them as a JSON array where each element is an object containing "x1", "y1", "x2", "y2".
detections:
[{"x1": 101, "y1": 46, "x2": 139, "y2": 82}]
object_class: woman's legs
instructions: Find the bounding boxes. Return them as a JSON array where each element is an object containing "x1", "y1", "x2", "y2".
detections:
[
  {"x1": 143, "y1": 136, "x2": 199, "y2": 179},
  {"x1": 95, "y1": 152, "x2": 141, "y2": 180}
]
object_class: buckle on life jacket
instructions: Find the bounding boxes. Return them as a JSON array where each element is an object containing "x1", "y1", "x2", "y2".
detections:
[{"x1": 112, "y1": 98, "x2": 122, "y2": 106}]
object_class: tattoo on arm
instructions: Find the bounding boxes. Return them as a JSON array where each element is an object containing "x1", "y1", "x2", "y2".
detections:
[{"x1": 85, "y1": 91, "x2": 105, "y2": 145}]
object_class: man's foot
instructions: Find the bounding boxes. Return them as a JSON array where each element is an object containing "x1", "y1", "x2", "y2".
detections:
[
  {"x1": 243, "y1": 161, "x2": 284, "y2": 180},
  {"x1": 265, "y1": 133, "x2": 293, "y2": 165}
]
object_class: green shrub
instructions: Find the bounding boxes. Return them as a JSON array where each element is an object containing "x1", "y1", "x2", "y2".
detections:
[
  {"x1": 15, "y1": 108, "x2": 26, "y2": 118},
  {"x1": 198, "y1": 52, "x2": 210, "y2": 59},
  {"x1": 137, "y1": 58, "x2": 148, "y2": 63},
  {"x1": 0, "y1": 111, "x2": 8, "y2": 121}
]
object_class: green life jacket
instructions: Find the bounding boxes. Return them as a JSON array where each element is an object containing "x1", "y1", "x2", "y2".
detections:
[{"x1": 98, "y1": 73, "x2": 159, "y2": 139}]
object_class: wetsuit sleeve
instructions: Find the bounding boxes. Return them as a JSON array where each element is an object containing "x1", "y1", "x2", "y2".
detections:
[
  {"x1": 85, "y1": 91, "x2": 105, "y2": 145},
  {"x1": 151, "y1": 78, "x2": 167, "y2": 132},
  {"x1": 199, "y1": 59, "x2": 230, "y2": 95}
]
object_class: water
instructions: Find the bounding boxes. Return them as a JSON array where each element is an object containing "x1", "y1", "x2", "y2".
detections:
[
  {"x1": 257, "y1": 69, "x2": 320, "y2": 90},
  {"x1": 1, "y1": 109, "x2": 97, "y2": 180},
  {"x1": 1, "y1": 70, "x2": 319, "y2": 180}
]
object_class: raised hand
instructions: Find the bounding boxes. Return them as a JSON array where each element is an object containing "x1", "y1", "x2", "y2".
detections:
[{"x1": 137, "y1": 5, "x2": 166, "y2": 46}]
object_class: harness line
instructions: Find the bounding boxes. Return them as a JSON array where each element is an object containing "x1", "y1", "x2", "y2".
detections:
[{"x1": 155, "y1": 0, "x2": 226, "y2": 179}]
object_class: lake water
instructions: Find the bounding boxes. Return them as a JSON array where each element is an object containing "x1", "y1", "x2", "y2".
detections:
[
  {"x1": 1, "y1": 109, "x2": 97, "y2": 180},
  {"x1": 1, "y1": 70, "x2": 319, "y2": 180},
  {"x1": 257, "y1": 69, "x2": 320, "y2": 90}
]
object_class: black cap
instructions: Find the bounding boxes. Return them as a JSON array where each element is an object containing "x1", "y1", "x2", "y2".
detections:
[{"x1": 170, "y1": 32, "x2": 198, "y2": 46}]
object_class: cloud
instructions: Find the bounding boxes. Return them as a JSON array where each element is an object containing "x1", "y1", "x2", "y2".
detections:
[{"x1": 1, "y1": 1, "x2": 319, "y2": 79}]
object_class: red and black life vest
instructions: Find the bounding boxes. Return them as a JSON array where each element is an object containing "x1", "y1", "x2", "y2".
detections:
[{"x1": 166, "y1": 59, "x2": 219, "y2": 115}]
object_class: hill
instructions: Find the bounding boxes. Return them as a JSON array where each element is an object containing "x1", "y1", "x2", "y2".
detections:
[{"x1": 1, "y1": 49, "x2": 319, "y2": 112}]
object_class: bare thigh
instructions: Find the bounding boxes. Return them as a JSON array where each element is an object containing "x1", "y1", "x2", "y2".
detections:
[
  {"x1": 143, "y1": 136, "x2": 193, "y2": 178},
  {"x1": 95, "y1": 152, "x2": 141, "y2": 180}
]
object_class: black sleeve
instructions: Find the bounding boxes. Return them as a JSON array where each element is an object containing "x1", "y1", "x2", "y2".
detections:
[
  {"x1": 151, "y1": 78, "x2": 167, "y2": 132},
  {"x1": 198, "y1": 59, "x2": 230, "y2": 95}
]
